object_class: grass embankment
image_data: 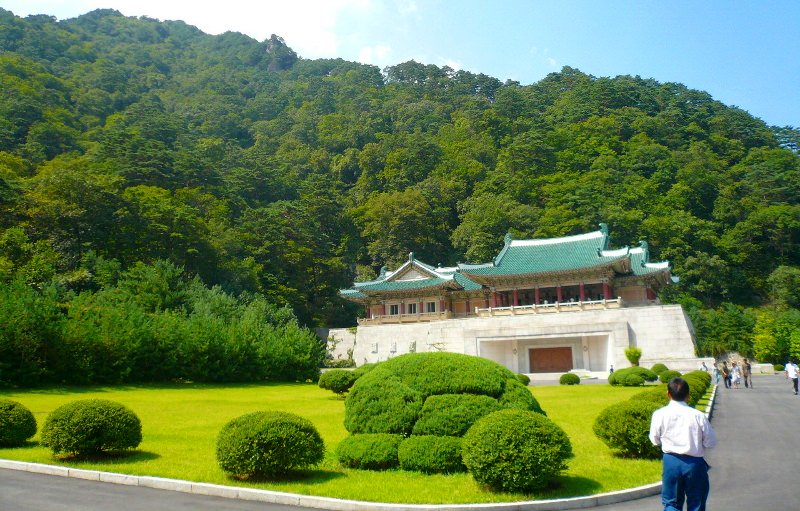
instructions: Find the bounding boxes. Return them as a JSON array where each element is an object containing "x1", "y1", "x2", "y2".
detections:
[{"x1": 0, "y1": 383, "x2": 661, "y2": 504}]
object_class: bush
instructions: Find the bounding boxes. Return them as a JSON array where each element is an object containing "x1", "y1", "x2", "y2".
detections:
[
  {"x1": 336, "y1": 433, "x2": 403, "y2": 470},
  {"x1": 515, "y1": 373, "x2": 531, "y2": 386},
  {"x1": 498, "y1": 378, "x2": 546, "y2": 415},
  {"x1": 0, "y1": 399, "x2": 37, "y2": 447},
  {"x1": 624, "y1": 374, "x2": 645, "y2": 386},
  {"x1": 343, "y1": 368, "x2": 423, "y2": 435},
  {"x1": 462, "y1": 409, "x2": 572, "y2": 493},
  {"x1": 412, "y1": 394, "x2": 501, "y2": 436},
  {"x1": 379, "y1": 352, "x2": 509, "y2": 398},
  {"x1": 681, "y1": 373, "x2": 709, "y2": 407},
  {"x1": 318, "y1": 369, "x2": 357, "y2": 397},
  {"x1": 216, "y1": 411, "x2": 324, "y2": 478},
  {"x1": 659, "y1": 370, "x2": 682, "y2": 383},
  {"x1": 559, "y1": 373, "x2": 580, "y2": 385},
  {"x1": 353, "y1": 362, "x2": 379, "y2": 379},
  {"x1": 684, "y1": 370, "x2": 712, "y2": 387},
  {"x1": 775, "y1": 364, "x2": 785, "y2": 372},
  {"x1": 650, "y1": 363, "x2": 669, "y2": 375},
  {"x1": 398, "y1": 435, "x2": 465, "y2": 473},
  {"x1": 624, "y1": 347, "x2": 642, "y2": 366},
  {"x1": 630, "y1": 385, "x2": 669, "y2": 406},
  {"x1": 608, "y1": 366, "x2": 658, "y2": 385},
  {"x1": 40, "y1": 399, "x2": 142, "y2": 456},
  {"x1": 593, "y1": 400, "x2": 662, "y2": 459}
]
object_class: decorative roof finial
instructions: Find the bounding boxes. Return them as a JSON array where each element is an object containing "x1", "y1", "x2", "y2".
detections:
[
  {"x1": 599, "y1": 223, "x2": 608, "y2": 236},
  {"x1": 504, "y1": 233, "x2": 513, "y2": 246},
  {"x1": 408, "y1": 251, "x2": 414, "y2": 263}
]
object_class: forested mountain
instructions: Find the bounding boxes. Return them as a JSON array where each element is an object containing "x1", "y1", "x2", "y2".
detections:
[{"x1": 1, "y1": 8, "x2": 799, "y2": 364}]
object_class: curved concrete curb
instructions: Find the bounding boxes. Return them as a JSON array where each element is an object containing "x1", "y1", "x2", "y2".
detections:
[{"x1": 0, "y1": 387, "x2": 720, "y2": 510}]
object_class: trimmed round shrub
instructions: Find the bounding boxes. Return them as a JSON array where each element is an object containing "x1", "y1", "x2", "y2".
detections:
[
  {"x1": 216, "y1": 411, "x2": 324, "y2": 478},
  {"x1": 344, "y1": 368, "x2": 423, "y2": 435},
  {"x1": 353, "y1": 362, "x2": 379, "y2": 379},
  {"x1": 318, "y1": 369, "x2": 357, "y2": 397},
  {"x1": 681, "y1": 374, "x2": 709, "y2": 407},
  {"x1": 0, "y1": 399, "x2": 37, "y2": 447},
  {"x1": 498, "y1": 378, "x2": 546, "y2": 415},
  {"x1": 659, "y1": 370, "x2": 682, "y2": 383},
  {"x1": 40, "y1": 399, "x2": 142, "y2": 456},
  {"x1": 515, "y1": 373, "x2": 531, "y2": 386},
  {"x1": 650, "y1": 363, "x2": 669, "y2": 375},
  {"x1": 630, "y1": 385, "x2": 669, "y2": 406},
  {"x1": 462, "y1": 409, "x2": 572, "y2": 493},
  {"x1": 559, "y1": 373, "x2": 580, "y2": 385},
  {"x1": 398, "y1": 435, "x2": 465, "y2": 473},
  {"x1": 412, "y1": 394, "x2": 501, "y2": 436},
  {"x1": 608, "y1": 366, "x2": 658, "y2": 386},
  {"x1": 624, "y1": 374, "x2": 645, "y2": 386},
  {"x1": 684, "y1": 370, "x2": 712, "y2": 387},
  {"x1": 593, "y1": 400, "x2": 661, "y2": 459},
  {"x1": 775, "y1": 364, "x2": 785, "y2": 372},
  {"x1": 336, "y1": 433, "x2": 403, "y2": 470}
]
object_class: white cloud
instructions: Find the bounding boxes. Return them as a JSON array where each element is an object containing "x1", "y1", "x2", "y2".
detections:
[
  {"x1": 358, "y1": 45, "x2": 393, "y2": 66},
  {"x1": 547, "y1": 57, "x2": 558, "y2": 68}
]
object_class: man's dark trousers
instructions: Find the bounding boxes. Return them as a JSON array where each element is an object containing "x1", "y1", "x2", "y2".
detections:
[{"x1": 662, "y1": 453, "x2": 709, "y2": 511}]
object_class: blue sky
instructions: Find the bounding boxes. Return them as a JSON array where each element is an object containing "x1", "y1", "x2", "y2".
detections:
[{"x1": 3, "y1": 0, "x2": 798, "y2": 127}]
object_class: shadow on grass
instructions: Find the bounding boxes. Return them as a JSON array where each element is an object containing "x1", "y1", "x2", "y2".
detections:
[
  {"x1": 229, "y1": 469, "x2": 345, "y2": 485},
  {"x1": 534, "y1": 475, "x2": 603, "y2": 499},
  {"x1": 55, "y1": 450, "x2": 161, "y2": 465}
]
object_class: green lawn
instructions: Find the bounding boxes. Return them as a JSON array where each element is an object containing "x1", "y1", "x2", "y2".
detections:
[{"x1": 0, "y1": 382, "x2": 661, "y2": 504}]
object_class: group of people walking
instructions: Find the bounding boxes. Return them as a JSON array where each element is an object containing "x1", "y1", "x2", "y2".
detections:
[{"x1": 712, "y1": 359, "x2": 753, "y2": 389}]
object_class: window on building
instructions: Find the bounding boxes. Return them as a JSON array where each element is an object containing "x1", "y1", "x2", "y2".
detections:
[
  {"x1": 389, "y1": 304, "x2": 399, "y2": 315},
  {"x1": 426, "y1": 301, "x2": 437, "y2": 313},
  {"x1": 407, "y1": 303, "x2": 417, "y2": 314}
]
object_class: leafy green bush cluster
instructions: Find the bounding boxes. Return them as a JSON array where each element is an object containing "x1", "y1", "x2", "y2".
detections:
[
  {"x1": 559, "y1": 373, "x2": 580, "y2": 385},
  {"x1": 0, "y1": 270, "x2": 325, "y2": 386},
  {"x1": 659, "y1": 370, "x2": 682, "y2": 383},
  {"x1": 630, "y1": 385, "x2": 669, "y2": 406},
  {"x1": 341, "y1": 353, "x2": 547, "y2": 475},
  {"x1": 650, "y1": 363, "x2": 669, "y2": 375},
  {"x1": 624, "y1": 347, "x2": 642, "y2": 366},
  {"x1": 775, "y1": 364, "x2": 785, "y2": 372},
  {"x1": 515, "y1": 373, "x2": 531, "y2": 385},
  {"x1": 593, "y1": 400, "x2": 662, "y2": 459},
  {"x1": 0, "y1": 399, "x2": 37, "y2": 447},
  {"x1": 462, "y1": 409, "x2": 572, "y2": 492},
  {"x1": 608, "y1": 366, "x2": 658, "y2": 386},
  {"x1": 216, "y1": 411, "x2": 324, "y2": 479},
  {"x1": 40, "y1": 399, "x2": 142, "y2": 456},
  {"x1": 335, "y1": 433, "x2": 403, "y2": 470},
  {"x1": 682, "y1": 370, "x2": 712, "y2": 407},
  {"x1": 398, "y1": 435, "x2": 465, "y2": 474},
  {"x1": 318, "y1": 369, "x2": 357, "y2": 397}
]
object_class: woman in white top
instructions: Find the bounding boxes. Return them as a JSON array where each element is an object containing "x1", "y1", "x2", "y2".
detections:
[{"x1": 731, "y1": 362, "x2": 742, "y2": 389}]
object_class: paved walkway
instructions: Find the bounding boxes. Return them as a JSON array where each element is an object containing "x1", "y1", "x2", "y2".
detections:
[
  {"x1": 2, "y1": 374, "x2": 797, "y2": 510},
  {"x1": 593, "y1": 373, "x2": 800, "y2": 510}
]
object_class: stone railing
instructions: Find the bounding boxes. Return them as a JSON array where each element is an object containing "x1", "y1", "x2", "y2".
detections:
[
  {"x1": 475, "y1": 298, "x2": 623, "y2": 317},
  {"x1": 357, "y1": 311, "x2": 453, "y2": 326}
]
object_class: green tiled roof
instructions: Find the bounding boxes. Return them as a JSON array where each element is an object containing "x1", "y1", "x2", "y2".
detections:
[
  {"x1": 458, "y1": 229, "x2": 624, "y2": 279},
  {"x1": 355, "y1": 276, "x2": 456, "y2": 292}
]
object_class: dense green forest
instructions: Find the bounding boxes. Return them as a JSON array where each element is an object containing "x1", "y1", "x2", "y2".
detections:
[{"x1": 1, "y1": 8, "x2": 800, "y2": 379}]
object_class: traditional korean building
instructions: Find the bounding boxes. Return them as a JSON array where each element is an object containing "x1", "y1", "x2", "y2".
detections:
[{"x1": 330, "y1": 224, "x2": 707, "y2": 376}]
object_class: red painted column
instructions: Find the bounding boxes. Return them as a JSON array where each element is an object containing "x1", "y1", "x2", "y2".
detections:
[
  {"x1": 466, "y1": 298, "x2": 471, "y2": 315},
  {"x1": 646, "y1": 287, "x2": 656, "y2": 301},
  {"x1": 603, "y1": 282, "x2": 611, "y2": 300},
  {"x1": 579, "y1": 283, "x2": 585, "y2": 302},
  {"x1": 439, "y1": 298, "x2": 445, "y2": 312},
  {"x1": 400, "y1": 302, "x2": 405, "y2": 315},
  {"x1": 381, "y1": 303, "x2": 386, "y2": 316},
  {"x1": 512, "y1": 289, "x2": 519, "y2": 306},
  {"x1": 535, "y1": 287, "x2": 540, "y2": 305},
  {"x1": 556, "y1": 286, "x2": 563, "y2": 303},
  {"x1": 491, "y1": 292, "x2": 498, "y2": 307}
]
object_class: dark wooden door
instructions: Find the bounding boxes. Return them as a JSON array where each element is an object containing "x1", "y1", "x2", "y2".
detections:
[{"x1": 529, "y1": 347, "x2": 573, "y2": 373}]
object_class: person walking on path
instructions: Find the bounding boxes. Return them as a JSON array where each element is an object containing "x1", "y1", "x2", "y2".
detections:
[
  {"x1": 712, "y1": 364, "x2": 720, "y2": 385},
  {"x1": 731, "y1": 362, "x2": 741, "y2": 389},
  {"x1": 700, "y1": 361, "x2": 708, "y2": 373},
  {"x1": 722, "y1": 362, "x2": 731, "y2": 389},
  {"x1": 786, "y1": 360, "x2": 799, "y2": 395},
  {"x1": 742, "y1": 358, "x2": 753, "y2": 388},
  {"x1": 650, "y1": 377, "x2": 717, "y2": 511}
]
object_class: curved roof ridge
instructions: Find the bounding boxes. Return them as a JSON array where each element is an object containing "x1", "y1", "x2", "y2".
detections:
[
  {"x1": 601, "y1": 246, "x2": 629, "y2": 257},
  {"x1": 509, "y1": 229, "x2": 604, "y2": 247}
]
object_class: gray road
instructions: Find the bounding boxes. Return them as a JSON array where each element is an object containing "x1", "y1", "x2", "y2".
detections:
[
  {"x1": 2, "y1": 374, "x2": 797, "y2": 510},
  {"x1": 593, "y1": 373, "x2": 800, "y2": 510}
]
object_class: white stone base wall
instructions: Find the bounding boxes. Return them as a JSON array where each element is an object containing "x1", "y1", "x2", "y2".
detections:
[{"x1": 327, "y1": 304, "x2": 699, "y2": 374}]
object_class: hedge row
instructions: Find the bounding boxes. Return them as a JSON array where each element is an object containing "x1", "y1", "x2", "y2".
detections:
[{"x1": 608, "y1": 367, "x2": 658, "y2": 386}]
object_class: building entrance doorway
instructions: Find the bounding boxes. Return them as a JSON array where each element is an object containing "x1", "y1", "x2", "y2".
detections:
[{"x1": 529, "y1": 347, "x2": 573, "y2": 373}]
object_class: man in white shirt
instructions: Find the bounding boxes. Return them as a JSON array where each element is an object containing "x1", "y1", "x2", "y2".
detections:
[
  {"x1": 786, "y1": 360, "x2": 799, "y2": 395},
  {"x1": 650, "y1": 377, "x2": 717, "y2": 511}
]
